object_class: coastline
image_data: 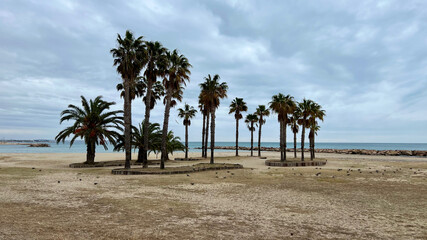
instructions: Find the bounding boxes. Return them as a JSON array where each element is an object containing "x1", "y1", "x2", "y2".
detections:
[{"x1": 207, "y1": 146, "x2": 427, "y2": 157}]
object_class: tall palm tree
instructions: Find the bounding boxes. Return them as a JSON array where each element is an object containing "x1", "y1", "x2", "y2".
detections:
[
  {"x1": 245, "y1": 113, "x2": 259, "y2": 157},
  {"x1": 198, "y1": 101, "x2": 208, "y2": 158},
  {"x1": 255, "y1": 105, "x2": 270, "y2": 157},
  {"x1": 199, "y1": 74, "x2": 228, "y2": 164},
  {"x1": 160, "y1": 50, "x2": 192, "y2": 168},
  {"x1": 297, "y1": 99, "x2": 315, "y2": 161},
  {"x1": 111, "y1": 30, "x2": 146, "y2": 169},
  {"x1": 56, "y1": 96, "x2": 122, "y2": 164},
  {"x1": 178, "y1": 104, "x2": 197, "y2": 160},
  {"x1": 229, "y1": 97, "x2": 248, "y2": 156},
  {"x1": 142, "y1": 41, "x2": 167, "y2": 168},
  {"x1": 289, "y1": 109, "x2": 300, "y2": 158},
  {"x1": 269, "y1": 93, "x2": 296, "y2": 162},
  {"x1": 308, "y1": 102, "x2": 325, "y2": 160}
]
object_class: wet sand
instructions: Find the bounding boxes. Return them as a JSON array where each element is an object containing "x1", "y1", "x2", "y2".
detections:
[{"x1": 0, "y1": 151, "x2": 426, "y2": 239}]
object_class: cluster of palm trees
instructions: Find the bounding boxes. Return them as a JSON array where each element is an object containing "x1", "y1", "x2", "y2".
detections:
[
  {"x1": 227, "y1": 95, "x2": 325, "y2": 162},
  {"x1": 55, "y1": 29, "x2": 326, "y2": 168},
  {"x1": 57, "y1": 30, "x2": 195, "y2": 169}
]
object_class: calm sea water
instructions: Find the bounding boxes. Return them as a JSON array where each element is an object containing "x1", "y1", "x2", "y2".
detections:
[{"x1": 0, "y1": 141, "x2": 426, "y2": 153}]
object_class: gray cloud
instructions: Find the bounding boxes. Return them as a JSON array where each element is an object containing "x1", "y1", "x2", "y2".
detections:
[{"x1": 0, "y1": 0, "x2": 426, "y2": 143}]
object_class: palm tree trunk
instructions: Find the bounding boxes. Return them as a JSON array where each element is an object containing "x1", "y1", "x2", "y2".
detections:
[
  {"x1": 250, "y1": 123, "x2": 254, "y2": 157},
  {"x1": 138, "y1": 146, "x2": 143, "y2": 163},
  {"x1": 284, "y1": 118, "x2": 287, "y2": 161},
  {"x1": 309, "y1": 129, "x2": 314, "y2": 161},
  {"x1": 301, "y1": 120, "x2": 305, "y2": 162},
  {"x1": 142, "y1": 77, "x2": 154, "y2": 168},
  {"x1": 313, "y1": 134, "x2": 316, "y2": 159},
  {"x1": 204, "y1": 111, "x2": 210, "y2": 158},
  {"x1": 160, "y1": 87, "x2": 172, "y2": 169},
  {"x1": 293, "y1": 131, "x2": 297, "y2": 158},
  {"x1": 86, "y1": 141, "x2": 95, "y2": 164},
  {"x1": 184, "y1": 123, "x2": 189, "y2": 159},
  {"x1": 123, "y1": 79, "x2": 132, "y2": 169},
  {"x1": 210, "y1": 109, "x2": 215, "y2": 164},
  {"x1": 201, "y1": 112, "x2": 205, "y2": 158},
  {"x1": 235, "y1": 118, "x2": 239, "y2": 156},
  {"x1": 258, "y1": 116, "x2": 262, "y2": 157},
  {"x1": 279, "y1": 121, "x2": 284, "y2": 161}
]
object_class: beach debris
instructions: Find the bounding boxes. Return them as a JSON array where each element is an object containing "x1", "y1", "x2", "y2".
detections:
[
  {"x1": 57, "y1": 181, "x2": 60, "y2": 183},
  {"x1": 347, "y1": 174, "x2": 350, "y2": 176},
  {"x1": 39, "y1": 169, "x2": 42, "y2": 172},
  {"x1": 337, "y1": 169, "x2": 342, "y2": 171},
  {"x1": 227, "y1": 171, "x2": 230, "y2": 173},
  {"x1": 290, "y1": 233, "x2": 294, "y2": 236},
  {"x1": 223, "y1": 177, "x2": 227, "y2": 179},
  {"x1": 315, "y1": 172, "x2": 321, "y2": 176},
  {"x1": 191, "y1": 183, "x2": 194, "y2": 185},
  {"x1": 79, "y1": 179, "x2": 82, "y2": 181},
  {"x1": 187, "y1": 174, "x2": 190, "y2": 177},
  {"x1": 376, "y1": 170, "x2": 379, "y2": 173},
  {"x1": 231, "y1": 173, "x2": 234, "y2": 175},
  {"x1": 94, "y1": 183, "x2": 98, "y2": 185},
  {"x1": 32, "y1": 167, "x2": 35, "y2": 169},
  {"x1": 299, "y1": 173, "x2": 303, "y2": 176}
]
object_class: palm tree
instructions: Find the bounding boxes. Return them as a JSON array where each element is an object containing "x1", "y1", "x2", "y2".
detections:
[
  {"x1": 269, "y1": 94, "x2": 296, "y2": 162},
  {"x1": 114, "y1": 122, "x2": 162, "y2": 162},
  {"x1": 289, "y1": 109, "x2": 300, "y2": 158},
  {"x1": 160, "y1": 50, "x2": 192, "y2": 168},
  {"x1": 245, "y1": 113, "x2": 259, "y2": 157},
  {"x1": 308, "y1": 102, "x2": 325, "y2": 160},
  {"x1": 198, "y1": 101, "x2": 208, "y2": 158},
  {"x1": 142, "y1": 41, "x2": 167, "y2": 168},
  {"x1": 229, "y1": 98, "x2": 248, "y2": 156},
  {"x1": 255, "y1": 105, "x2": 270, "y2": 157},
  {"x1": 199, "y1": 74, "x2": 228, "y2": 164},
  {"x1": 111, "y1": 30, "x2": 146, "y2": 169},
  {"x1": 297, "y1": 99, "x2": 314, "y2": 161},
  {"x1": 178, "y1": 104, "x2": 197, "y2": 160},
  {"x1": 114, "y1": 122, "x2": 185, "y2": 161},
  {"x1": 56, "y1": 96, "x2": 122, "y2": 164}
]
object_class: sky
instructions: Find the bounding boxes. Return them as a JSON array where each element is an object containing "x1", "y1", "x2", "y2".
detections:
[{"x1": 0, "y1": 0, "x2": 426, "y2": 143}]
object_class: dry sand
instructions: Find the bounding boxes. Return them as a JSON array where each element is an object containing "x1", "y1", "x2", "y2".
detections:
[{"x1": 0, "y1": 151, "x2": 426, "y2": 239}]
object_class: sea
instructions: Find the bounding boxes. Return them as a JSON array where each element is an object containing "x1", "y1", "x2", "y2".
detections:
[{"x1": 0, "y1": 141, "x2": 426, "y2": 154}]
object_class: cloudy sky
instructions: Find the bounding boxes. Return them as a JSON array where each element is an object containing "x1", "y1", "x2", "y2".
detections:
[{"x1": 0, "y1": 0, "x2": 426, "y2": 143}]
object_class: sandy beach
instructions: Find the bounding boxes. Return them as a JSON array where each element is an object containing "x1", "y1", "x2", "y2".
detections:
[{"x1": 0, "y1": 151, "x2": 425, "y2": 239}]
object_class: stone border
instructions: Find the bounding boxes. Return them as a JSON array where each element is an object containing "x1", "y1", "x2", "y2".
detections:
[
  {"x1": 69, "y1": 160, "x2": 160, "y2": 168},
  {"x1": 265, "y1": 159, "x2": 326, "y2": 167},
  {"x1": 111, "y1": 163, "x2": 243, "y2": 175}
]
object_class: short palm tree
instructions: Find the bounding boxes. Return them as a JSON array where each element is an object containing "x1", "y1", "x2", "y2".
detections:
[
  {"x1": 160, "y1": 49, "x2": 192, "y2": 168},
  {"x1": 297, "y1": 99, "x2": 315, "y2": 161},
  {"x1": 289, "y1": 109, "x2": 300, "y2": 158},
  {"x1": 111, "y1": 30, "x2": 146, "y2": 169},
  {"x1": 245, "y1": 113, "x2": 259, "y2": 157},
  {"x1": 229, "y1": 97, "x2": 248, "y2": 156},
  {"x1": 56, "y1": 96, "x2": 122, "y2": 164},
  {"x1": 199, "y1": 74, "x2": 228, "y2": 164},
  {"x1": 114, "y1": 122, "x2": 185, "y2": 161},
  {"x1": 255, "y1": 105, "x2": 270, "y2": 157},
  {"x1": 178, "y1": 104, "x2": 197, "y2": 160},
  {"x1": 269, "y1": 93, "x2": 296, "y2": 161},
  {"x1": 114, "y1": 122, "x2": 162, "y2": 161},
  {"x1": 142, "y1": 41, "x2": 167, "y2": 168}
]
